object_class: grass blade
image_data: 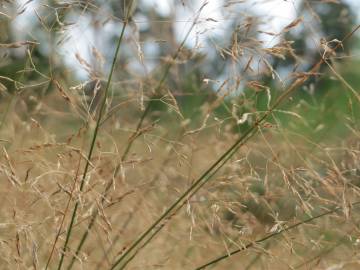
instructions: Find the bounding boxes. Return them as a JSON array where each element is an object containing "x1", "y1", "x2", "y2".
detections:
[
  {"x1": 109, "y1": 75, "x2": 305, "y2": 269},
  {"x1": 194, "y1": 202, "x2": 360, "y2": 270},
  {"x1": 55, "y1": 2, "x2": 133, "y2": 268},
  {"x1": 108, "y1": 23, "x2": 360, "y2": 266},
  {"x1": 66, "y1": 4, "x2": 208, "y2": 268}
]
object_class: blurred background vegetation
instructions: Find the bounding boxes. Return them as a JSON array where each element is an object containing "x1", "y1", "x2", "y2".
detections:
[
  {"x1": 0, "y1": 0, "x2": 359, "y2": 136},
  {"x1": 0, "y1": 0, "x2": 360, "y2": 269}
]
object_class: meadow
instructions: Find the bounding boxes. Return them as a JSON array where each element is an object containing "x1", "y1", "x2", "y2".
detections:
[{"x1": 0, "y1": 0, "x2": 360, "y2": 269}]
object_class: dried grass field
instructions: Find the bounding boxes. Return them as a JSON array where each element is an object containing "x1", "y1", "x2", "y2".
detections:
[{"x1": 0, "y1": 0, "x2": 360, "y2": 269}]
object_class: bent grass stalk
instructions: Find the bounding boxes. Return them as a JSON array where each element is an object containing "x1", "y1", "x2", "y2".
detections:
[
  {"x1": 108, "y1": 24, "x2": 360, "y2": 269},
  {"x1": 195, "y1": 201, "x2": 360, "y2": 270},
  {"x1": 66, "y1": 4, "x2": 207, "y2": 268},
  {"x1": 55, "y1": 2, "x2": 134, "y2": 268}
]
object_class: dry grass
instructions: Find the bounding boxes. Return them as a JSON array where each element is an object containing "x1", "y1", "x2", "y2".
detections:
[{"x1": 0, "y1": 0, "x2": 360, "y2": 269}]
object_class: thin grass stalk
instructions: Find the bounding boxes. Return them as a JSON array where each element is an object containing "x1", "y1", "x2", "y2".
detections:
[
  {"x1": 116, "y1": 220, "x2": 165, "y2": 270},
  {"x1": 194, "y1": 201, "x2": 360, "y2": 270},
  {"x1": 153, "y1": 3, "x2": 206, "y2": 92},
  {"x1": 2, "y1": 15, "x2": 66, "y2": 131},
  {"x1": 55, "y1": 3, "x2": 133, "y2": 268},
  {"x1": 293, "y1": 238, "x2": 345, "y2": 269},
  {"x1": 99, "y1": 1, "x2": 206, "y2": 127},
  {"x1": 89, "y1": 131, "x2": 182, "y2": 268},
  {"x1": 66, "y1": 5, "x2": 207, "y2": 267},
  {"x1": 67, "y1": 116, "x2": 141, "y2": 269},
  {"x1": 115, "y1": 124, "x2": 258, "y2": 270},
  {"x1": 116, "y1": 139, "x2": 255, "y2": 270},
  {"x1": 67, "y1": 117, "x2": 149, "y2": 269},
  {"x1": 45, "y1": 134, "x2": 86, "y2": 269},
  {"x1": 244, "y1": 242, "x2": 271, "y2": 270},
  {"x1": 98, "y1": 131, "x2": 185, "y2": 267},
  {"x1": 109, "y1": 75, "x2": 305, "y2": 270},
  {"x1": 66, "y1": 162, "x2": 121, "y2": 270},
  {"x1": 108, "y1": 24, "x2": 360, "y2": 268},
  {"x1": 0, "y1": 45, "x2": 36, "y2": 130},
  {"x1": 101, "y1": 86, "x2": 221, "y2": 268}
]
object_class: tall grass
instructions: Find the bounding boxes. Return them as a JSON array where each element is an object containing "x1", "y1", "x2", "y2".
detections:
[{"x1": 0, "y1": 1, "x2": 359, "y2": 270}]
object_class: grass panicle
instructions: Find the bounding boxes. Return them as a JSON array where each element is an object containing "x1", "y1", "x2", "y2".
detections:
[{"x1": 0, "y1": 1, "x2": 359, "y2": 270}]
